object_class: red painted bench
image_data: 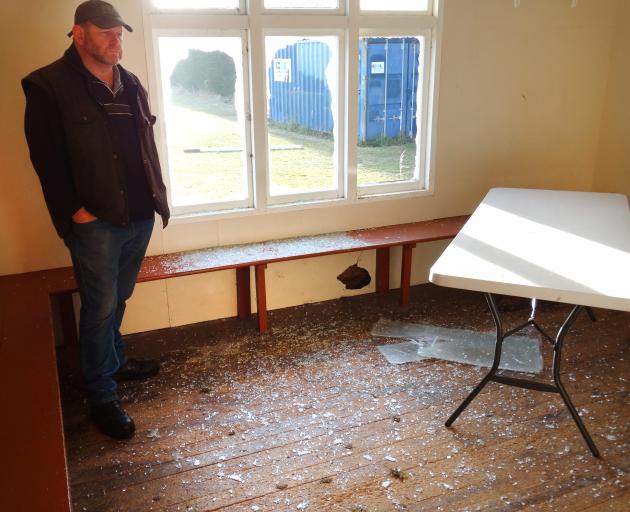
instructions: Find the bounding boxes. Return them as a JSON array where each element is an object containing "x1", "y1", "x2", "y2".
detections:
[
  {"x1": 57, "y1": 215, "x2": 469, "y2": 339},
  {"x1": 0, "y1": 215, "x2": 468, "y2": 511}
]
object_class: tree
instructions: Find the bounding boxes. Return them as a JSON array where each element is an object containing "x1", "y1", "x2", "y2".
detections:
[{"x1": 170, "y1": 49, "x2": 236, "y2": 99}]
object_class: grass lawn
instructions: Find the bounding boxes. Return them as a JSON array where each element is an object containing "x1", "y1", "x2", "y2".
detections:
[{"x1": 164, "y1": 90, "x2": 416, "y2": 206}]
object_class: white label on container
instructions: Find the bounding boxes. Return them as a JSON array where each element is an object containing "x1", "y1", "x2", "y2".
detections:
[
  {"x1": 371, "y1": 61, "x2": 385, "y2": 74},
  {"x1": 273, "y1": 58, "x2": 292, "y2": 83}
]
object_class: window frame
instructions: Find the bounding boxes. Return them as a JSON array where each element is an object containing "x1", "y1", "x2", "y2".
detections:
[
  {"x1": 142, "y1": 0, "x2": 442, "y2": 219},
  {"x1": 148, "y1": 0, "x2": 246, "y2": 14},
  {"x1": 359, "y1": 0, "x2": 433, "y2": 15},
  {"x1": 355, "y1": 28, "x2": 432, "y2": 197},
  {"x1": 262, "y1": 0, "x2": 345, "y2": 15},
  {"x1": 150, "y1": 27, "x2": 255, "y2": 215},
  {"x1": 263, "y1": 29, "x2": 345, "y2": 206}
]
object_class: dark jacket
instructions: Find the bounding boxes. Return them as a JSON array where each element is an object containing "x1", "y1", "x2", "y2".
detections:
[{"x1": 22, "y1": 45, "x2": 170, "y2": 238}]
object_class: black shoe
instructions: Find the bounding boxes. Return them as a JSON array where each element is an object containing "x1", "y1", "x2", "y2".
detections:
[
  {"x1": 90, "y1": 400, "x2": 135, "y2": 439},
  {"x1": 113, "y1": 358, "x2": 160, "y2": 381}
]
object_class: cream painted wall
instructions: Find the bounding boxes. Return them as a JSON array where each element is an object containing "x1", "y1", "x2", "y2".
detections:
[
  {"x1": 594, "y1": 0, "x2": 630, "y2": 197},
  {"x1": 0, "y1": 0, "x2": 161, "y2": 276},
  {"x1": 0, "y1": 0, "x2": 621, "y2": 334}
]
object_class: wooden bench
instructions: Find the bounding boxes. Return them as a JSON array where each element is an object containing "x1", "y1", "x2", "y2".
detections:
[{"x1": 0, "y1": 215, "x2": 468, "y2": 511}]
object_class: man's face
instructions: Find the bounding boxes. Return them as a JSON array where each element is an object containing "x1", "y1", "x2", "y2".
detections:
[{"x1": 77, "y1": 22, "x2": 124, "y2": 66}]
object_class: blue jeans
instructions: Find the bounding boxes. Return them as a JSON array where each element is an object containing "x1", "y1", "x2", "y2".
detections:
[{"x1": 64, "y1": 217, "x2": 155, "y2": 406}]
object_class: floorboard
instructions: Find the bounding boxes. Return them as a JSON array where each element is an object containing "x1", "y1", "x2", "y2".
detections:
[{"x1": 58, "y1": 284, "x2": 629, "y2": 511}]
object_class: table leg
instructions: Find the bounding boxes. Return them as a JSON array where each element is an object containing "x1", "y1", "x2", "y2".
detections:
[
  {"x1": 503, "y1": 298, "x2": 554, "y2": 343},
  {"x1": 445, "y1": 293, "x2": 600, "y2": 457},
  {"x1": 445, "y1": 293, "x2": 504, "y2": 426},
  {"x1": 552, "y1": 305, "x2": 600, "y2": 457}
]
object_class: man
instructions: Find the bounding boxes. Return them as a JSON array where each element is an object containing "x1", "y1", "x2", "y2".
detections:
[{"x1": 22, "y1": 0, "x2": 170, "y2": 439}]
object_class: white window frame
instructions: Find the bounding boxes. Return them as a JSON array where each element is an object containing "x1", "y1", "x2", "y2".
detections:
[
  {"x1": 150, "y1": 27, "x2": 254, "y2": 215},
  {"x1": 148, "y1": 0, "x2": 246, "y2": 14},
  {"x1": 263, "y1": 29, "x2": 345, "y2": 205},
  {"x1": 355, "y1": 28, "x2": 432, "y2": 197},
  {"x1": 142, "y1": 0, "x2": 442, "y2": 218},
  {"x1": 359, "y1": 0, "x2": 433, "y2": 15},
  {"x1": 262, "y1": 0, "x2": 345, "y2": 15}
]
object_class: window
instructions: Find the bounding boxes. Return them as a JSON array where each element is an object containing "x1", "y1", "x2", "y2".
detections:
[
  {"x1": 144, "y1": 0, "x2": 440, "y2": 216},
  {"x1": 155, "y1": 34, "x2": 252, "y2": 211},
  {"x1": 264, "y1": 0, "x2": 339, "y2": 9},
  {"x1": 360, "y1": 0, "x2": 430, "y2": 12},
  {"x1": 265, "y1": 34, "x2": 342, "y2": 202},
  {"x1": 357, "y1": 35, "x2": 427, "y2": 193},
  {"x1": 152, "y1": 0, "x2": 242, "y2": 10}
]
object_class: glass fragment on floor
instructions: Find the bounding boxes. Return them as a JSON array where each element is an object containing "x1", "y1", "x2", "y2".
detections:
[{"x1": 373, "y1": 318, "x2": 543, "y2": 373}]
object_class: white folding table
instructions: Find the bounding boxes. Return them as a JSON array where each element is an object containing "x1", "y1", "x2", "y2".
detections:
[{"x1": 429, "y1": 187, "x2": 630, "y2": 456}]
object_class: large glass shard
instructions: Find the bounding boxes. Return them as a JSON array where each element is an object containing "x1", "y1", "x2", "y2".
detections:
[{"x1": 373, "y1": 319, "x2": 543, "y2": 374}]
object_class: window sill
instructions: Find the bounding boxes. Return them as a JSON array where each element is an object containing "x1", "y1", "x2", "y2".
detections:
[{"x1": 168, "y1": 187, "x2": 434, "y2": 225}]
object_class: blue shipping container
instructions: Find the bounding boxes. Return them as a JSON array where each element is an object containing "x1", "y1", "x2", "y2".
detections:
[
  {"x1": 267, "y1": 40, "x2": 334, "y2": 134},
  {"x1": 267, "y1": 37, "x2": 420, "y2": 142},
  {"x1": 358, "y1": 37, "x2": 420, "y2": 143}
]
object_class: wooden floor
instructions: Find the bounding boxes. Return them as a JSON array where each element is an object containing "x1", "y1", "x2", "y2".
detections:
[{"x1": 59, "y1": 284, "x2": 629, "y2": 511}]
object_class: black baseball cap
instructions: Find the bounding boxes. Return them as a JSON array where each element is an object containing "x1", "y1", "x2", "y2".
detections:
[{"x1": 67, "y1": 0, "x2": 133, "y2": 37}]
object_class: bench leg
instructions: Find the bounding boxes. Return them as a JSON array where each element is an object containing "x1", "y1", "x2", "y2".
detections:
[
  {"x1": 255, "y1": 264, "x2": 268, "y2": 333},
  {"x1": 236, "y1": 267, "x2": 251, "y2": 318},
  {"x1": 375, "y1": 248, "x2": 390, "y2": 293},
  {"x1": 57, "y1": 292, "x2": 78, "y2": 346},
  {"x1": 57, "y1": 292, "x2": 81, "y2": 376},
  {"x1": 400, "y1": 243, "x2": 416, "y2": 306}
]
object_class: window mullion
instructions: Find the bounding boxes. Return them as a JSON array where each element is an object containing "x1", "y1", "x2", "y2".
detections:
[
  {"x1": 418, "y1": 30, "x2": 432, "y2": 188},
  {"x1": 424, "y1": 23, "x2": 441, "y2": 193},
  {"x1": 248, "y1": 12, "x2": 269, "y2": 211},
  {"x1": 345, "y1": 11, "x2": 360, "y2": 200},
  {"x1": 240, "y1": 32, "x2": 255, "y2": 208}
]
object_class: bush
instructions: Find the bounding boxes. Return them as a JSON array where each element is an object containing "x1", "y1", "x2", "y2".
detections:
[{"x1": 170, "y1": 49, "x2": 236, "y2": 99}]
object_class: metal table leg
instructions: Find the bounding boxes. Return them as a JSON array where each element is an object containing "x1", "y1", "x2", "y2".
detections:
[
  {"x1": 445, "y1": 294, "x2": 505, "y2": 427},
  {"x1": 552, "y1": 306, "x2": 600, "y2": 456},
  {"x1": 445, "y1": 293, "x2": 600, "y2": 457}
]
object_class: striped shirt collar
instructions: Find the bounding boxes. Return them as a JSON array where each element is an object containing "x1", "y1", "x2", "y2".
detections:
[
  {"x1": 90, "y1": 65, "x2": 123, "y2": 97},
  {"x1": 111, "y1": 65, "x2": 122, "y2": 96}
]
